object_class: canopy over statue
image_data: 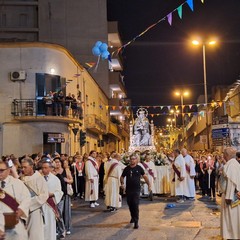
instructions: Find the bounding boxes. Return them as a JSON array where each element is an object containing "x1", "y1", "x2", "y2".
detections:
[{"x1": 129, "y1": 108, "x2": 156, "y2": 152}]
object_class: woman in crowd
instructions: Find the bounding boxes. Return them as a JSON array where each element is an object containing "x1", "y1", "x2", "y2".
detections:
[
  {"x1": 71, "y1": 155, "x2": 85, "y2": 199},
  {"x1": 203, "y1": 155, "x2": 216, "y2": 201},
  {"x1": 53, "y1": 157, "x2": 73, "y2": 236}
]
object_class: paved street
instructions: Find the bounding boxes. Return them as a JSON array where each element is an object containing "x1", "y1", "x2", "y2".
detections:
[{"x1": 67, "y1": 194, "x2": 222, "y2": 240}]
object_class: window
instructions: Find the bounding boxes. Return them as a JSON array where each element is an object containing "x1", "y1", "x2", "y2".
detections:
[{"x1": 36, "y1": 73, "x2": 65, "y2": 115}]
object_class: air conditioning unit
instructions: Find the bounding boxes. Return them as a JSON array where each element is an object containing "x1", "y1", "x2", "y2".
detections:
[{"x1": 10, "y1": 71, "x2": 26, "y2": 81}]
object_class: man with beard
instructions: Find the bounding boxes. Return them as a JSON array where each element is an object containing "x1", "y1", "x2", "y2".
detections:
[{"x1": 120, "y1": 154, "x2": 151, "y2": 229}]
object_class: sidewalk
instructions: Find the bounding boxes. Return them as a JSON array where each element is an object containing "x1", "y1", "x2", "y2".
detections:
[{"x1": 68, "y1": 193, "x2": 222, "y2": 240}]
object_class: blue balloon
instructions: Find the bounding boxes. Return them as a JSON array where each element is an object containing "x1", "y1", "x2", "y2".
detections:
[
  {"x1": 95, "y1": 41, "x2": 102, "y2": 47},
  {"x1": 99, "y1": 43, "x2": 108, "y2": 52},
  {"x1": 92, "y1": 46, "x2": 101, "y2": 56},
  {"x1": 101, "y1": 50, "x2": 110, "y2": 60}
]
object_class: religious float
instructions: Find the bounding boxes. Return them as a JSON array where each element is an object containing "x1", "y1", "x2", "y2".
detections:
[{"x1": 121, "y1": 108, "x2": 171, "y2": 195}]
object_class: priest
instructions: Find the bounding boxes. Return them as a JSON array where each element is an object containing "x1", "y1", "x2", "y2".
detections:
[{"x1": 220, "y1": 147, "x2": 240, "y2": 239}]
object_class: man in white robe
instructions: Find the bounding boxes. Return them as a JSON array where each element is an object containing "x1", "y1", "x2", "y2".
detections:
[
  {"x1": 141, "y1": 154, "x2": 157, "y2": 195},
  {"x1": 41, "y1": 161, "x2": 63, "y2": 240},
  {"x1": 0, "y1": 160, "x2": 31, "y2": 240},
  {"x1": 104, "y1": 153, "x2": 122, "y2": 212},
  {"x1": 85, "y1": 150, "x2": 99, "y2": 208},
  {"x1": 220, "y1": 147, "x2": 240, "y2": 240},
  {"x1": 0, "y1": 210, "x2": 4, "y2": 239},
  {"x1": 167, "y1": 151, "x2": 175, "y2": 197},
  {"x1": 182, "y1": 148, "x2": 196, "y2": 200},
  {"x1": 173, "y1": 149, "x2": 186, "y2": 203},
  {"x1": 21, "y1": 158, "x2": 48, "y2": 240}
]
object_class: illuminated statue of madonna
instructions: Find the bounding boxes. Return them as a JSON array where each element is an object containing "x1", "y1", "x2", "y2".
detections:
[{"x1": 133, "y1": 108, "x2": 152, "y2": 146}]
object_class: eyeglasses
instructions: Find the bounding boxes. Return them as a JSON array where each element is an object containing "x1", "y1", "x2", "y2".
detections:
[{"x1": 0, "y1": 169, "x2": 8, "y2": 173}]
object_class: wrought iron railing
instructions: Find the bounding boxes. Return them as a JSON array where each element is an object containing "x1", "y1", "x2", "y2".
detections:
[
  {"x1": 12, "y1": 99, "x2": 37, "y2": 116},
  {"x1": 12, "y1": 99, "x2": 83, "y2": 120}
]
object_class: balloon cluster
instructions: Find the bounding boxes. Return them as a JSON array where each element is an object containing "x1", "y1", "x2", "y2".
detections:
[{"x1": 92, "y1": 41, "x2": 110, "y2": 60}]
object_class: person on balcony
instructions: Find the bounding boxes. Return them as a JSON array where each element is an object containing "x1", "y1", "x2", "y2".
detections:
[
  {"x1": 54, "y1": 91, "x2": 65, "y2": 116},
  {"x1": 65, "y1": 93, "x2": 73, "y2": 117},
  {"x1": 76, "y1": 96, "x2": 84, "y2": 119},
  {"x1": 71, "y1": 94, "x2": 78, "y2": 118},
  {"x1": 43, "y1": 91, "x2": 54, "y2": 116}
]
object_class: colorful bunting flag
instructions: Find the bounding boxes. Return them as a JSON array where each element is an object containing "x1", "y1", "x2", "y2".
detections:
[
  {"x1": 177, "y1": 5, "x2": 183, "y2": 19},
  {"x1": 187, "y1": 0, "x2": 194, "y2": 11},
  {"x1": 167, "y1": 12, "x2": 172, "y2": 25},
  {"x1": 85, "y1": 62, "x2": 96, "y2": 69},
  {"x1": 112, "y1": 0, "x2": 201, "y2": 55}
]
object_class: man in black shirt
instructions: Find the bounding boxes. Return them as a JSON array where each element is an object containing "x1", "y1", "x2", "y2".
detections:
[{"x1": 120, "y1": 154, "x2": 151, "y2": 229}]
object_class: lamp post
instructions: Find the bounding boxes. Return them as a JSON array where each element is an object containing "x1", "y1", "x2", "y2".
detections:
[
  {"x1": 175, "y1": 91, "x2": 189, "y2": 127},
  {"x1": 192, "y1": 39, "x2": 217, "y2": 150},
  {"x1": 167, "y1": 117, "x2": 175, "y2": 128}
]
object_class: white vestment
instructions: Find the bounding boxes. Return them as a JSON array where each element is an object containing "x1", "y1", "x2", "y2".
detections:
[
  {"x1": 184, "y1": 154, "x2": 196, "y2": 198},
  {"x1": 104, "y1": 159, "x2": 122, "y2": 208},
  {"x1": 0, "y1": 176, "x2": 31, "y2": 240},
  {"x1": 42, "y1": 172, "x2": 63, "y2": 240},
  {"x1": 220, "y1": 158, "x2": 240, "y2": 239},
  {"x1": 22, "y1": 171, "x2": 49, "y2": 240},
  {"x1": 167, "y1": 157, "x2": 175, "y2": 196},
  {"x1": 174, "y1": 154, "x2": 186, "y2": 196},
  {"x1": 85, "y1": 157, "x2": 99, "y2": 202},
  {"x1": 141, "y1": 161, "x2": 157, "y2": 194},
  {"x1": 0, "y1": 211, "x2": 4, "y2": 232}
]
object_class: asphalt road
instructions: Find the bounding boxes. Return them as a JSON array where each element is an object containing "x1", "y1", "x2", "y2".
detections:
[{"x1": 67, "y1": 194, "x2": 222, "y2": 240}]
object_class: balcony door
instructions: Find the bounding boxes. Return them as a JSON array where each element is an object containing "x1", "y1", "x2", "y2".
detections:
[{"x1": 36, "y1": 73, "x2": 65, "y2": 115}]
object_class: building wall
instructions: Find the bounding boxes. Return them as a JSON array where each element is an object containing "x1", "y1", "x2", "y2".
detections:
[
  {"x1": 38, "y1": 0, "x2": 110, "y2": 97},
  {"x1": 0, "y1": 42, "x2": 109, "y2": 156},
  {"x1": 0, "y1": 0, "x2": 110, "y2": 98}
]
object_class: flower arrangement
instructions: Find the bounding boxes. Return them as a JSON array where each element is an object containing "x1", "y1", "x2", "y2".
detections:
[
  {"x1": 121, "y1": 150, "x2": 169, "y2": 166},
  {"x1": 152, "y1": 152, "x2": 169, "y2": 166}
]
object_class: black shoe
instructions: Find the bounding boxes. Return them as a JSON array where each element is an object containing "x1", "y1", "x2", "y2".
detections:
[
  {"x1": 134, "y1": 222, "x2": 139, "y2": 229},
  {"x1": 110, "y1": 207, "x2": 117, "y2": 212},
  {"x1": 130, "y1": 218, "x2": 134, "y2": 223}
]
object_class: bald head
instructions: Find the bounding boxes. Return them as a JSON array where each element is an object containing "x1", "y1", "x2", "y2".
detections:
[
  {"x1": 223, "y1": 147, "x2": 237, "y2": 161},
  {"x1": 115, "y1": 153, "x2": 121, "y2": 161},
  {"x1": 181, "y1": 148, "x2": 188, "y2": 157}
]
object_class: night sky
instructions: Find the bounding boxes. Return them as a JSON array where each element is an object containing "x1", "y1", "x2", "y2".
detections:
[
  {"x1": 108, "y1": 0, "x2": 240, "y2": 125},
  {"x1": 107, "y1": 0, "x2": 240, "y2": 111}
]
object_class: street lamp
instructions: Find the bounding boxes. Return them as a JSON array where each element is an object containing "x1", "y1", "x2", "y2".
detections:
[
  {"x1": 170, "y1": 109, "x2": 179, "y2": 128},
  {"x1": 175, "y1": 90, "x2": 189, "y2": 127},
  {"x1": 167, "y1": 117, "x2": 175, "y2": 128},
  {"x1": 192, "y1": 38, "x2": 217, "y2": 150}
]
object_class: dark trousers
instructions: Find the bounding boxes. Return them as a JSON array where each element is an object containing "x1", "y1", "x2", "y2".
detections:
[
  {"x1": 126, "y1": 192, "x2": 140, "y2": 223},
  {"x1": 77, "y1": 176, "x2": 85, "y2": 197}
]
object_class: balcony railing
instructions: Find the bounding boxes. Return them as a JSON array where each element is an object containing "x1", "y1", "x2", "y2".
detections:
[
  {"x1": 85, "y1": 114, "x2": 107, "y2": 134},
  {"x1": 11, "y1": 99, "x2": 83, "y2": 123}
]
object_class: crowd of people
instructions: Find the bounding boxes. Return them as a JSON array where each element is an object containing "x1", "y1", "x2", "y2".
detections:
[
  {"x1": 0, "y1": 147, "x2": 240, "y2": 239},
  {"x1": 43, "y1": 90, "x2": 83, "y2": 118}
]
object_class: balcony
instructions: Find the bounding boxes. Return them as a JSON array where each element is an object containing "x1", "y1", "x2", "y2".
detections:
[
  {"x1": 109, "y1": 72, "x2": 126, "y2": 93},
  {"x1": 85, "y1": 114, "x2": 107, "y2": 134},
  {"x1": 108, "y1": 21, "x2": 122, "y2": 48},
  {"x1": 11, "y1": 99, "x2": 83, "y2": 124},
  {"x1": 108, "y1": 122, "x2": 120, "y2": 139}
]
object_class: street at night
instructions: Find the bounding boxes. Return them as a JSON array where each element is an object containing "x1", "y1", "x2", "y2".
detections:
[
  {"x1": 1, "y1": 1, "x2": 240, "y2": 240},
  {"x1": 68, "y1": 194, "x2": 221, "y2": 240}
]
